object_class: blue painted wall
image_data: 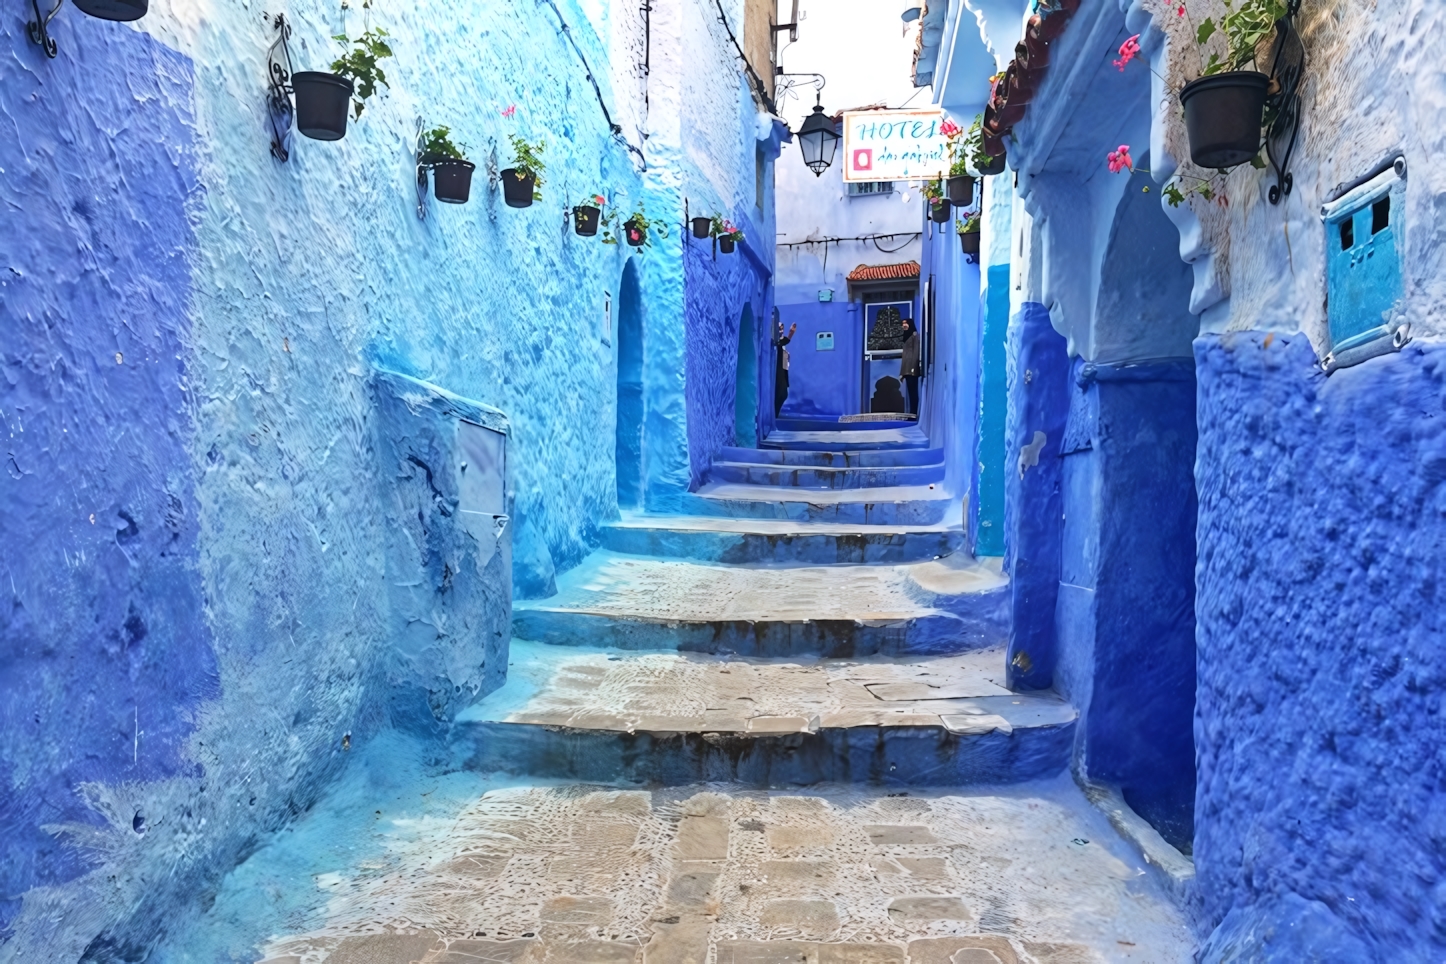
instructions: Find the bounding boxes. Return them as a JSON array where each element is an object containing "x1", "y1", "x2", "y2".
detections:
[
  {"x1": 0, "y1": 21, "x2": 208, "y2": 944},
  {"x1": 1054, "y1": 359, "x2": 1197, "y2": 852},
  {"x1": 776, "y1": 300, "x2": 858, "y2": 417},
  {"x1": 1194, "y1": 333, "x2": 1446, "y2": 961},
  {"x1": 973, "y1": 264, "x2": 1011, "y2": 555},
  {"x1": 1002, "y1": 302, "x2": 1068, "y2": 691}
]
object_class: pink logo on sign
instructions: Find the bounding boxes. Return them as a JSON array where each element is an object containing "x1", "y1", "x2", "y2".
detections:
[{"x1": 853, "y1": 149, "x2": 873, "y2": 171}]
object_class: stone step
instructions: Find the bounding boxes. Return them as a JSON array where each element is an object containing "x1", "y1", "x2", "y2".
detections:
[
  {"x1": 689, "y1": 482, "x2": 954, "y2": 525},
  {"x1": 761, "y1": 428, "x2": 930, "y2": 452},
  {"x1": 706, "y1": 461, "x2": 946, "y2": 490},
  {"x1": 718, "y1": 445, "x2": 946, "y2": 468},
  {"x1": 774, "y1": 415, "x2": 918, "y2": 431},
  {"x1": 600, "y1": 515, "x2": 965, "y2": 565},
  {"x1": 513, "y1": 552, "x2": 1008, "y2": 658},
  {"x1": 457, "y1": 642, "x2": 1076, "y2": 787}
]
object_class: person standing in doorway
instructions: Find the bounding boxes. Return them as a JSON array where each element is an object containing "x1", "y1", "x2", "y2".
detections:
[
  {"x1": 773, "y1": 317, "x2": 798, "y2": 417},
  {"x1": 900, "y1": 318, "x2": 921, "y2": 416}
]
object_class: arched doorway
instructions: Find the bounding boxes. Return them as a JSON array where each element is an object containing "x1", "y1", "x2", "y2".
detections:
[
  {"x1": 615, "y1": 259, "x2": 644, "y2": 510},
  {"x1": 734, "y1": 304, "x2": 758, "y2": 447}
]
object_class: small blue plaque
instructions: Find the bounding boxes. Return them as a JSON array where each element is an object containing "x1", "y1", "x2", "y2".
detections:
[{"x1": 816, "y1": 332, "x2": 835, "y2": 351}]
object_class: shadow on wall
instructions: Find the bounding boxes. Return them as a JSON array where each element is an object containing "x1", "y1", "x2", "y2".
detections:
[
  {"x1": 615, "y1": 258, "x2": 645, "y2": 511},
  {"x1": 734, "y1": 303, "x2": 758, "y2": 446}
]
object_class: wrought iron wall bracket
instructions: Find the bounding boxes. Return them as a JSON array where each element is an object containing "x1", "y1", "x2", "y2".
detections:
[
  {"x1": 414, "y1": 117, "x2": 430, "y2": 221},
  {"x1": 28, "y1": 0, "x2": 64, "y2": 58},
  {"x1": 1264, "y1": 0, "x2": 1304, "y2": 205},
  {"x1": 266, "y1": 13, "x2": 296, "y2": 162}
]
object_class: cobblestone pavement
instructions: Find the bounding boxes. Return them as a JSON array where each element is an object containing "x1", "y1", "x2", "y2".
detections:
[{"x1": 254, "y1": 783, "x2": 1192, "y2": 964}]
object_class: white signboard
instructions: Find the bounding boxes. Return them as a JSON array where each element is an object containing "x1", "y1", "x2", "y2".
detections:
[{"x1": 841, "y1": 109, "x2": 948, "y2": 183}]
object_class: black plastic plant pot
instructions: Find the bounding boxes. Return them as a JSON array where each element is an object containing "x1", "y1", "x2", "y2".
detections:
[
  {"x1": 719, "y1": 237, "x2": 736, "y2": 254},
  {"x1": 946, "y1": 176, "x2": 975, "y2": 206},
  {"x1": 691, "y1": 217, "x2": 712, "y2": 239},
  {"x1": 625, "y1": 221, "x2": 647, "y2": 247},
  {"x1": 959, "y1": 231, "x2": 981, "y2": 255},
  {"x1": 72, "y1": 0, "x2": 146, "y2": 20},
  {"x1": 431, "y1": 160, "x2": 475, "y2": 204},
  {"x1": 292, "y1": 72, "x2": 354, "y2": 141},
  {"x1": 978, "y1": 153, "x2": 1007, "y2": 176},
  {"x1": 574, "y1": 205, "x2": 601, "y2": 236},
  {"x1": 501, "y1": 169, "x2": 536, "y2": 208},
  {"x1": 1179, "y1": 71, "x2": 1269, "y2": 169},
  {"x1": 930, "y1": 200, "x2": 951, "y2": 224}
]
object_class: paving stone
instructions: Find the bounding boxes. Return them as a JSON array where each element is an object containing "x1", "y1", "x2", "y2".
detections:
[
  {"x1": 1018, "y1": 944, "x2": 1102, "y2": 964},
  {"x1": 759, "y1": 899, "x2": 840, "y2": 938},
  {"x1": 716, "y1": 941, "x2": 906, "y2": 963},
  {"x1": 538, "y1": 941, "x2": 640, "y2": 963},
  {"x1": 642, "y1": 921, "x2": 711, "y2": 964},
  {"x1": 541, "y1": 897, "x2": 613, "y2": 925},
  {"x1": 905, "y1": 936, "x2": 1019, "y2": 964},
  {"x1": 759, "y1": 859, "x2": 834, "y2": 885},
  {"x1": 420, "y1": 940, "x2": 536, "y2": 963},
  {"x1": 893, "y1": 857, "x2": 951, "y2": 879},
  {"x1": 864, "y1": 825, "x2": 940, "y2": 846},
  {"x1": 441, "y1": 853, "x2": 511, "y2": 879},
  {"x1": 665, "y1": 870, "x2": 720, "y2": 909},
  {"x1": 886, "y1": 896, "x2": 973, "y2": 923},
  {"x1": 675, "y1": 816, "x2": 730, "y2": 859},
  {"x1": 328, "y1": 931, "x2": 441, "y2": 963},
  {"x1": 766, "y1": 824, "x2": 835, "y2": 855}
]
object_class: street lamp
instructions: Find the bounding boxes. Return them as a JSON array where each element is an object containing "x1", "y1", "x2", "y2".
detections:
[{"x1": 796, "y1": 97, "x2": 840, "y2": 177}]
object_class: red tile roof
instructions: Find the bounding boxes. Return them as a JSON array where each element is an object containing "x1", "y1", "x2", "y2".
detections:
[{"x1": 847, "y1": 261, "x2": 921, "y2": 283}]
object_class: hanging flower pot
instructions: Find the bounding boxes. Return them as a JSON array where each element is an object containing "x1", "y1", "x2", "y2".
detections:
[
  {"x1": 691, "y1": 216, "x2": 712, "y2": 239},
  {"x1": 1024, "y1": 22, "x2": 1051, "y2": 67},
  {"x1": 1005, "y1": 62, "x2": 1037, "y2": 106},
  {"x1": 292, "y1": 72, "x2": 354, "y2": 141},
  {"x1": 1179, "y1": 71, "x2": 1269, "y2": 169},
  {"x1": 946, "y1": 176, "x2": 975, "y2": 206},
  {"x1": 501, "y1": 168, "x2": 537, "y2": 208},
  {"x1": 574, "y1": 205, "x2": 601, "y2": 236},
  {"x1": 977, "y1": 152, "x2": 1007, "y2": 176},
  {"x1": 428, "y1": 159, "x2": 475, "y2": 204},
  {"x1": 72, "y1": 0, "x2": 147, "y2": 20},
  {"x1": 930, "y1": 199, "x2": 951, "y2": 223},
  {"x1": 959, "y1": 230, "x2": 981, "y2": 255},
  {"x1": 719, "y1": 237, "x2": 737, "y2": 254},
  {"x1": 625, "y1": 218, "x2": 647, "y2": 247}
]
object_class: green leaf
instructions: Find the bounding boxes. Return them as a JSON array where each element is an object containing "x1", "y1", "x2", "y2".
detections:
[{"x1": 1197, "y1": 18, "x2": 1216, "y2": 44}]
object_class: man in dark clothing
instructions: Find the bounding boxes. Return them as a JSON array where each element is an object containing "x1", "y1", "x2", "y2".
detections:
[
  {"x1": 900, "y1": 318, "x2": 921, "y2": 416},
  {"x1": 773, "y1": 319, "x2": 797, "y2": 416}
]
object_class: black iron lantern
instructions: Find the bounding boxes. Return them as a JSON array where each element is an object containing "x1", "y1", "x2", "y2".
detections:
[{"x1": 796, "y1": 100, "x2": 840, "y2": 177}]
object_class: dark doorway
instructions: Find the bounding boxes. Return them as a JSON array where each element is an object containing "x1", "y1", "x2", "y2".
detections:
[
  {"x1": 615, "y1": 259, "x2": 644, "y2": 510},
  {"x1": 734, "y1": 304, "x2": 758, "y2": 447}
]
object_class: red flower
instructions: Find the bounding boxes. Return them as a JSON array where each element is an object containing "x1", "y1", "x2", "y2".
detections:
[
  {"x1": 500, "y1": 104, "x2": 516, "y2": 118},
  {"x1": 939, "y1": 119, "x2": 963, "y2": 139},
  {"x1": 1113, "y1": 33, "x2": 1141, "y2": 71},
  {"x1": 1107, "y1": 144, "x2": 1133, "y2": 174}
]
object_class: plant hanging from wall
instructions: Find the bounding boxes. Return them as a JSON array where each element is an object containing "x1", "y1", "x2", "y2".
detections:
[
  {"x1": 962, "y1": 114, "x2": 1005, "y2": 176},
  {"x1": 956, "y1": 212, "x2": 981, "y2": 256},
  {"x1": 711, "y1": 215, "x2": 743, "y2": 253},
  {"x1": 603, "y1": 203, "x2": 669, "y2": 248},
  {"x1": 419, "y1": 126, "x2": 475, "y2": 204},
  {"x1": 940, "y1": 118, "x2": 977, "y2": 204},
  {"x1": 502, "y1": 135, "x2": 546, "y2": 207},
  {"x1": 1103, "y1": 142, "x2": 1260, "y2": 208},
  {"x1": 291, "y1": 28, "x2": 393, "y2": 141},
  {"x1": 574, "y1": 194, "x2": 606, "y2": 236},
  {"x1": 922, "y1": 180, "x2": 951, "y2": 223}
]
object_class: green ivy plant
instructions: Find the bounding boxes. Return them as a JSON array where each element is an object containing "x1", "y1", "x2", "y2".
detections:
[
  {"x1": 963, "y1": 114, "x2": 993, "y2": 174},
  {"x1": 420, "y1": 126, "x2": 467, "y2": 162},
  {"x1": 1194, "y1": 0, "x2": 1288, "y2": 75},
  {"x1": 507, "y1": 135, "x2": 546, "y2": 199},
  {"x1": 957, "y1": 213, "x2": 981, "y2": 235},
  {"x1": 330, "y1": 29, "x2": 393, "y2": 120}
]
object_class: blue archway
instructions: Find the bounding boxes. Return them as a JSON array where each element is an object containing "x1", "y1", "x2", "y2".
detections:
[{"x1": 615, "y1": 259, "x2": 645, "y2": 510}]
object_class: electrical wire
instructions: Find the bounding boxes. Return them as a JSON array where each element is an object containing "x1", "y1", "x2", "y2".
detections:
[
  {"x1": 776, "y1": 231, "x2": 922, "y2": 249},
  {"x1": 536, "y1": 0, "x2": 648, "y2": 168},
  {"x1": 711, "y1": 0, "x2": 779, "y2": 116}
]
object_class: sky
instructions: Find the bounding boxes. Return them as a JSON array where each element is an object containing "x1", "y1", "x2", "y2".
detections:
[{"x1": 772, "y1": 0, "x2": 926, "y2": 128}]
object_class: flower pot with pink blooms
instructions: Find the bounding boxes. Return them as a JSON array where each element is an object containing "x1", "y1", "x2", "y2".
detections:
[
  {"x1": 710, "y1": 215, "x2": 743, "y2": 253},
  {"x1": 574, "y1": 195, "x2": 606, "y2": 236}
]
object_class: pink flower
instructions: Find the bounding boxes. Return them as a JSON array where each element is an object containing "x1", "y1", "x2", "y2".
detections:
[
  {"x1": 1113, "y1": 33, "x2": 1140, "y2": 71},
  {"x1": 939, "y1": 119, "x2": 962, "y2": 139},
  {"x1": 593, "y1": 194, "x2": 606, "y2": 205},
  {"x1": 500, "y1": 104, "x2": 516, "y2": 118},
  {"x1": 1107, "y1": 144, "x2": 1133, "y2": 174},
  {"x1": 1177, "y1": 4, "x2": 1185, "y2": 15}
]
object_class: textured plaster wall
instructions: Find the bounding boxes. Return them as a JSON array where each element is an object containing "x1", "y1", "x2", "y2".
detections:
[
  {"x1": 1, "y1": 0, "x2": 762, "y2": 954},
  {"x1": 1194, "y1": 334, "x2": 1446, "y2": 961}
]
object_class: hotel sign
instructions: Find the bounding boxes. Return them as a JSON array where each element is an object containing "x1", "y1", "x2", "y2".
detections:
[{"x1": 840, "y1": 109, "x2": 948, "y2": 182}]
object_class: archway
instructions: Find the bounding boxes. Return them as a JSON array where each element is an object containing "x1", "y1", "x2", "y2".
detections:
[
  {"x1": 615, "y1": 259, "x2": 644, "y2": 510},
  {"x1": 733, "y1": 304, "x2": 758, "y2": 447}
]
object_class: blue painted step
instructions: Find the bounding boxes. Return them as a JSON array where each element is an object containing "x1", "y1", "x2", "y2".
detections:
[
  {"x1": 774, "y1": 416, "x2": 918, "y2": 432},
  {"x1": 600, "y1": 517, "x2": 965, "y2": 565},
  {"x1": 685, "y1": 484, "x2": 953, "y2": 525},
  {"x1": 718, "y1": 446, "x2": 945, "y2": 468},
  {"x1": 761, "y1": 428, "x2": 930, "y2": 452},
  {"x1": 706, "y1": 461, "x2": 945, "y2": 490}
]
